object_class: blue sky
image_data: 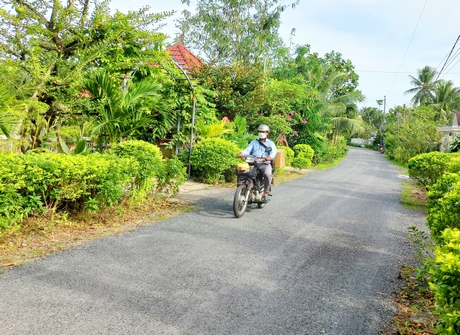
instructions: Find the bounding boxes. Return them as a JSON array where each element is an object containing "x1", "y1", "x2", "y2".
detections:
[{"x1": 112, "y1": 0, "x2": 460, "y2": 110}]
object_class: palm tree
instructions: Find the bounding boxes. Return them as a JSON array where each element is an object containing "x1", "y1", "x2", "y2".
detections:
[
  {"x1": 359, "y1": 106, "x2": 383, "y2": 130},
  {"x1": 404, "y1": 65, "x2": 438, "y2": 106},
  {"x1": 430, "y1": 80, "x2": 460, "y2": 124},
  {"x1": 0, "y1": 86, "x2": 24, "y2": 139},
  {"x1": 83, "y1": 71, "x2": 173, "y2": 149},
  {"x1": 316, "y1": 71, "x2": 365, "y2": 139}
]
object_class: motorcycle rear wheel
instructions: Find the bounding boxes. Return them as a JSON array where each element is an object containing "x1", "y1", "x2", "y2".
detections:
[{"x1": 233, "y1": 184, "x2": 249, "y2": 218}]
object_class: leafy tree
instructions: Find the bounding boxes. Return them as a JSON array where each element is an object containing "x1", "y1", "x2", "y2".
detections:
[
  {"x1": 0, "y1": 0, "x2": 171, "y2": 150},
  {"x1": 179, "y1": 0, "x2": 298, "y2": 64},
  {"x1": 385, "y1": 105, "x2": 441, "y2": 163},
  {"x1": 359, "y1": 106, "x2": 383, "y2": 130},
  {"x1": 404, "y1": 65, "x2": 439, "y2": 106},
  {"x1": 193, "y1": 62, "x2": 266, "y2": 120}
]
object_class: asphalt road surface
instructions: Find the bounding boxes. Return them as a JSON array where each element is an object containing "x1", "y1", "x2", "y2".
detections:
[{"x1": 0, "y1": 147, "x2": 427, "y2": 335}]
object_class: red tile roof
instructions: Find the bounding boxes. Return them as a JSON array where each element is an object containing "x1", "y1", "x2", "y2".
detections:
[{"x1": 167, "y1": 43, "x2": 203, "y2": 72}]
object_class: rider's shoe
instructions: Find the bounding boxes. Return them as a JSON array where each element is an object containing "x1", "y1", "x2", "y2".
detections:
[{"x1": 261, "y1": 195, "x2": 270, "y2": 203}]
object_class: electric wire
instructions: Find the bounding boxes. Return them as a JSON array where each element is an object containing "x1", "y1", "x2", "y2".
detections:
[
  {"x1": 439, "y1": 46, "x2": 460, "y2": 79},
  {"x1": 385, "y1": 0, "x2": 428, "y2": 97},
  {"x1": 435, "y1": 35, "x2": 460, "y2": 81}
]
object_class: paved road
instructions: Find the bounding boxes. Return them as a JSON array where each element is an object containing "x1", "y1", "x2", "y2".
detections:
[{"x1": 0, "y1": 147, "x2": 426, "y2": 335}]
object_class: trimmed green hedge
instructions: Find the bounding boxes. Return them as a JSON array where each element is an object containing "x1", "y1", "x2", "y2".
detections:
[
  {"x1": 292, "y1": 144, "x2": 315, "y2": 169},
  {"x1": 429, "y1": 228, "x2": 460, "y2": 334},
  {"x1": 408, "y1": 152, "x2": 453, "y2": 190},
  {"x1": 190, "y1": 138, "x2": 241, "y2": 184},
  {"x1": 0, "y1": 140, "x2": 187, "y2": 230}
]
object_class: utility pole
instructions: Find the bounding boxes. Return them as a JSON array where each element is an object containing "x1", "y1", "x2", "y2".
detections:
[{"x1": 382, "y1": 96, "x2": 386, "y2": 148}]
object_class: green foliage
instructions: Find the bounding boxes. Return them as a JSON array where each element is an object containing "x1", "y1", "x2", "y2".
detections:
[
  {"x1": 224, "y1": 115, "x2": 256, "y2": 148},
  {"x1": 0, "y1": 151, "x2": 136, "y2": 229},
  {"x1": 82, "y1": 70, "x2": 168, "y2": 148},
  {"x1": 292, "y1": 144, "x2": 314, "y2": 169},
  {"x1": 0, "y1": 2, "x2": 171, "y2": 151},
  {"x1": 314, "y1": 137, "x2": 348, "y2": 164},
  {"x1": 110, "y1": 140, "x2": 163, "y2": 194},
  {"x1": 277, "y1": 145, "x2": 294, "y2": 166},
  {"x1": 408, "y1": 152, "x2": 452, "y2": 189},
  {"x1": 155, "y1": 158, "x2": 188, "y2": 197},
  {"x1": 194, "y1": 62, "x2": 266, "y2": 121},
  {"x1": 0, "y1": 141, "x2": 186, "y2": 229},
  {"x1": 426, "y1": 179, "x2": 460, "y2": 243},
  {"x1": 293, "y1": 144, "x2": 315, "y2": 160},
  {"x1": 179, "y1": 0, "x2": 296, "y2": 64},
  {"x1": 385, "y1": 105, "x2": 441, "y2": 163},
  {"x1": 429, "y1": 228, "x2": 460, "y2": 334},
  {"x1": 190, "y1": 138, "x2": 241, "y2": 184},
  {"x1": 0, "y1": 151, "x2": 29, "y2": 228},
  {"x1": 195, "y1": 119, "x2": 233, "y2": 139},
  {"x1": 449, "y1": 137, "x2": 460, "y2": 153},
  {"x1": 428, "y1": 173, "x2": 460, "y2": 209}
]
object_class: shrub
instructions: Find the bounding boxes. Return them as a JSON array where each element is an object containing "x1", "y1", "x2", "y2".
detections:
[
  {"x1": 190, "y1": 138, "x2": 241, "y2": 184},
  {"x1": 155, "y1": 157, "x2": 187, "y2": 197},
  {"x1": 0, "y1": 152, "x2": 29, "y2": 229},
  {"x1": 110, "y1": 140, "x2": 163, "y2": 194},
  {"x1": 278, "y1": 145, "x2": 294, "y2": 166},
  {"x1": 0, "y1": 151, "x2": 137, "y2": 229},
  {"x1": 314, "y1": 138, "x2": 348, "y2": 164},
  {"x1": 428, "y1": 173, "x2": 460, "y2": 209},
  {"x1": 429, "y1": 228, "x2": 460, "y2": 334},
  {"x1": 426, "y1": 179, "x2": 460, "y2": 242},
  {"x1": 408, "y1": 152, "x2": 452, "y2": 190},
  {"x1": 23, "y1": 152, "x2": 135, "y2": 211},
  {"x1": 292, "y1": 144, "x2": 314, "y2": 169}
]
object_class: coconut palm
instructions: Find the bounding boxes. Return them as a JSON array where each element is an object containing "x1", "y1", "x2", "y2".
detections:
[
  {"x1": 429, "y1": 80, "x2": 460, "y2": 124},
  {"x1": 404, "y1": 65, "x2": 438, "y2": 106},
  {"x1": 0, "y1": 86, "x2": 25, "y2": 139},
  {"x1": 83, "y1": 71, "x2": 172, "y2": 149},
  {"x1": 359, "y1": 106, "x2": 384, "y2": 130},
  {"x1": 317, "y1": 70, "x2": 365, "y2": 139}
]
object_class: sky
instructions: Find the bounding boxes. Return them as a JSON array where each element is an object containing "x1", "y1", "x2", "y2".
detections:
[{"x1": 111, "y1": 0, "x2": 460, "y2": 110}]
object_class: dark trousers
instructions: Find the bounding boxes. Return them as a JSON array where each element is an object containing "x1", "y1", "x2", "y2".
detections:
[{"x1": 256, "y1": 163, "x2": 272, "y2": 193}]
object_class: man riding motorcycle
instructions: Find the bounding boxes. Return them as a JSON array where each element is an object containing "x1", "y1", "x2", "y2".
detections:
[{"x1": 237, "y1": 124, "x2": 277, "y2": 203}]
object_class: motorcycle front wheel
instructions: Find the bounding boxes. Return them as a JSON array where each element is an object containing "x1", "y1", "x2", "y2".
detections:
[{"x1": 233, "y1": 184, "x2": 249, "y2": 218}]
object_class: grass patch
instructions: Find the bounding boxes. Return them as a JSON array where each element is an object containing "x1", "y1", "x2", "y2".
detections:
[
  {"x1": 400, "y1": 180, "x2": 428, "y2": 212},
  {"x1": 311, "y1": 155, "x2": 347, "y2": 171},
  {"x1": 273, "y1": 167, "x2": 306, "y2": 184}
]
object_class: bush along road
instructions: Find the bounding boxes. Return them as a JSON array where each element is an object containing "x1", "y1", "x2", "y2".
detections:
[{"x1": 0, "y1": 147, "x2": 426, "y2": 335}]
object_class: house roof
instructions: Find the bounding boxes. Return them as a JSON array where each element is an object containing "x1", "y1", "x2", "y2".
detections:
[
  {"x1": 167, "y1": 43, "x2": 203, "y2": 73},
  {"x1": 453, "y1": 111, "x2": 460, "y2": 126}
]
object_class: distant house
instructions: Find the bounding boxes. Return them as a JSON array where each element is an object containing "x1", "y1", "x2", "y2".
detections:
[
  {"x1": 437, "y1": 110, "x2": 460, "y2": 151},
  {"x1": 166, "y1": 43, "x2": 203, "y2": 74}
]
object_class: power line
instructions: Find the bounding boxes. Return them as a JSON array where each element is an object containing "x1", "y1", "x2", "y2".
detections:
[
  {"x1": 435, "y1": 34, "x2": 460, "y2": 81},
  {"x1": 357, "y1": 69, "x2": 460, "y2": 75},
  {"x1": 385, "y1": 0, "x2": 428, "y2": 96}
]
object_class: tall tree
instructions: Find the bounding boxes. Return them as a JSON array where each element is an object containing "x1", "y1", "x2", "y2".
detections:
[
  {"x1": 0, "y1": 0, "x2": 171, "y2": 149},
  {"x1": 178, "y1": 0, "x2": 298, "y2": 65},
  {"x1": 430, "y1": 80, "x2": 460, "y2": 124},
  {"x1": 360, "y1": 107, "x2": 382, "y2": 128},
  {"x1": 404, "y1": 65, "x2": 438, "y2": 106}
]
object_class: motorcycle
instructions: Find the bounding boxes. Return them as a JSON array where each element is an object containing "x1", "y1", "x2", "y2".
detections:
[{"x1": 233, "y1": 155, "x2": 269, "y2": 218}]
